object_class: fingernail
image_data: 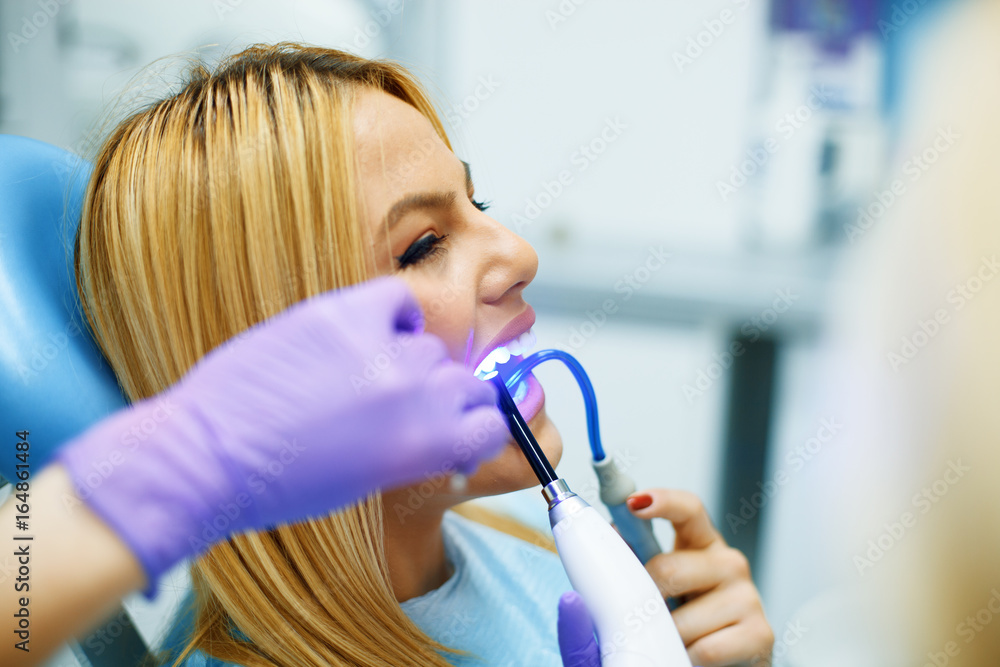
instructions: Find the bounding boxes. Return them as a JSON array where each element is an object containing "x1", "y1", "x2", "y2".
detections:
[{"x1": 627, "y1": 494, "x2": 652, "y2": 511}]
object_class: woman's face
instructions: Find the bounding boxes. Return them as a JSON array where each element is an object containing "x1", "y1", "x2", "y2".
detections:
[{"x1": 352, "y1": 89, "x2": 562, "y2": 500}]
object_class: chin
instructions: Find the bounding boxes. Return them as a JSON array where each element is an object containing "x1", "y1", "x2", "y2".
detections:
[{"x1": 462, "y1": 404, "x2": 563, "y2": 497}]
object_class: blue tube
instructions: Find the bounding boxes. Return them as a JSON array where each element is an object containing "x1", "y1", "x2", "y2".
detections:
[{"x1": 504, "y1": 349, "x2": 606, "y2": 461}]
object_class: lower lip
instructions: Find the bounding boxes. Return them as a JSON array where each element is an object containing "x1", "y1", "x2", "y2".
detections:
[{"x1": 510, "y1": 372, "x2": 544, "y2": 423}]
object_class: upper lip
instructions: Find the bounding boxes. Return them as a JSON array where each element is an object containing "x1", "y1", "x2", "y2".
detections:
[{"x1": 470, "y1": 305, "x2": 536, "y2": 373}]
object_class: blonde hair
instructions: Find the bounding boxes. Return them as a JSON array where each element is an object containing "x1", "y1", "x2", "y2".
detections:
[{"x1": 74, "y1": 43, "x2": 553, "y2": 666}]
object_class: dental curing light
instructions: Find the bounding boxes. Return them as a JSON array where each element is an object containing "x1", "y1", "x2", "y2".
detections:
[
  {"x1": 503, "y1": 351, "x2": 680, "y2": 611},
  {"x1": 486, "y1": 366, "x2": 691, "y2": 666},
  {"x1": 490, "y1": 374, "x2": 558, "y2": 486},
  {"x1": 503, "y1": 350, "x2": 664, "y2": 568}
]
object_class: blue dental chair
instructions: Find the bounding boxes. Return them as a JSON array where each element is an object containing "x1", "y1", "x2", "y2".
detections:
[{"x1": 0, "y1": 134, "x2": 154, "y2": 666}]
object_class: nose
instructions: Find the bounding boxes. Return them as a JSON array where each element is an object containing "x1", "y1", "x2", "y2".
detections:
[{"x1": 477, "y1": 217, "x2": 538, "y2": 305}]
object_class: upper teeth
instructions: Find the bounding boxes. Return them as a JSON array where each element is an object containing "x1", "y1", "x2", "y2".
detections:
[
  {"x1": 506, "y1": 330, "x2": 536, "y2": 356},
  {"x1": 474, "y1": 329, "x2": 536, "y2": 378}
]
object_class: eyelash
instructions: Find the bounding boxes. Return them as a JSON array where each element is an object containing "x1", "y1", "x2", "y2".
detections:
[
  {"x1": 396, "y1": 233, "x2": 449, "y2": 269},
  {"x1": 394, "y1": 197, "x2": 490, "y2": 269}
]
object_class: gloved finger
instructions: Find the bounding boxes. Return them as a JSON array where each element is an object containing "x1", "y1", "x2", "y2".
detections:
[
  {"x1": 450, "y1": 405, "x2": 508, "y2": 475},
  {"x1": 558, "y1": 591, "x2": 601, "y2": 667},
  {"x1": 385, "y1": 281, "x2": 425, "y2": 334},
  {"x1": 457, "y1": 372, "x2": 499, "y2": 411},
  {"x1": 421, "y1": 364, "x2": 488, "y2": 415},
  {"x1": 325, "y1": 276, "x2": 425, "y2": 335},
  {"x1": 402, "y1": 333, "x2": 450, "y2": 376},
  {"x1": 426, "y1": 364, "x2": 499, "y2": 411}
]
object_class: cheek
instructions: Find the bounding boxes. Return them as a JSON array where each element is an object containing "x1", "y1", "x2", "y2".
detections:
[{"x1": 406, "y1": 278, "x2": 476, "y2": 363}]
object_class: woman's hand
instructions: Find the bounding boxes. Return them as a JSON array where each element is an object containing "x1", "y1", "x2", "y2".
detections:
[{"x1": 626, "y1": 489, "x2": 774, "y2": 666}]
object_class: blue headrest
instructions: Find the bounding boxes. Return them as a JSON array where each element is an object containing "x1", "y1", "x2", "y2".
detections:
[{"x1": 0, "y1": 135, "x2": 126, "y2": 482}]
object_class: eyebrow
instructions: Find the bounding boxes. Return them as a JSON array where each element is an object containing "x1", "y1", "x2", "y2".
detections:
[{"x1": 383, "y1": 160, "x2": 475, "y2": 231}]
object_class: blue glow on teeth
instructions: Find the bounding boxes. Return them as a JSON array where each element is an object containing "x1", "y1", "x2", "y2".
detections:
[
  {"x1": 473, "y1": 330, "x2": 538, "y2": 379},
  {"x1": 474, "y1": 345, "x2": 513, "y2": 378}
]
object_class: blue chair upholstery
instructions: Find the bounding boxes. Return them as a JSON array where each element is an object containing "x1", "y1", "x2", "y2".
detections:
[
  {"x1": 0, "y1": 134, "x2": 151, "y2": 666},
  {"x1": 0, "y1": 134, "x2": 125, "y2": 483}
]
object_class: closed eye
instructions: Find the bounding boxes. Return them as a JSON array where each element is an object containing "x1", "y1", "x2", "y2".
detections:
[{"x1": 395, "y1": 232, "x2": 449, "y2": 269}]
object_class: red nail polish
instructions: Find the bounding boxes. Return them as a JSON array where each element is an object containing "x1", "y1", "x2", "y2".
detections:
[{"x1": 627, "y1": 494, "x2": 652, "y2": 510}]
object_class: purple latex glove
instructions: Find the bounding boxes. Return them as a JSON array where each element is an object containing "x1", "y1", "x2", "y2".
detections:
[
  {"x1": 558, "y1": 591, "x2": 602, "y2": 667},
  {"x1": 56, "y1": 277, "x2": 506, "y2": 597}
]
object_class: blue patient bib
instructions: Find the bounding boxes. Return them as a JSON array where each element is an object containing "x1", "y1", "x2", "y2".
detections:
[{"x1": 400, "y1": 510, "x2": 571, "y2": 666}]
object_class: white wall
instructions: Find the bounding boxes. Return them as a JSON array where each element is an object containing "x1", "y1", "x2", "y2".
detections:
[
  {"x1": 0, "y1": 0, "x2": 383, "y2": 149},
  {"x1": 420, "y1": 0, "x2": 769, "y2": 255}
]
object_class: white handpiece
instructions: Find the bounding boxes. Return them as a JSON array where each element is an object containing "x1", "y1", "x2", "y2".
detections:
[{"x1": 545, "y1": 480, "x2": 692, "y2": 667}]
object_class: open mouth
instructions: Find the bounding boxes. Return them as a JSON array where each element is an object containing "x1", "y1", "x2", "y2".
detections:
[{"x1": 473, "y1": 329, "x2": 544, "y2": 419}]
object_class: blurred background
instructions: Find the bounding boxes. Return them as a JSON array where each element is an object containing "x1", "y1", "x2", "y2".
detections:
[{"x1": 0, "y1": 0, "x2": 969, "y2": 665}]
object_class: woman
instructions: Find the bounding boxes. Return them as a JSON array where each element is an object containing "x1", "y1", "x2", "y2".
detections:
[{"x1": 74, "y1": 43, "x2": 772, "y2": 665}]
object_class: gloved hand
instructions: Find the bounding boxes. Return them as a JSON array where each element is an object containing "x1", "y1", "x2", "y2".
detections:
[
  {"x1": 56, "y1": 277, "x2": 505, "y2": 596},
  {"x1": 558, "y1": 591, "x2": 601, "y2": 667},
  {"x1": 559, "y1": 593, "x2": 702, "y2": 667}
]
